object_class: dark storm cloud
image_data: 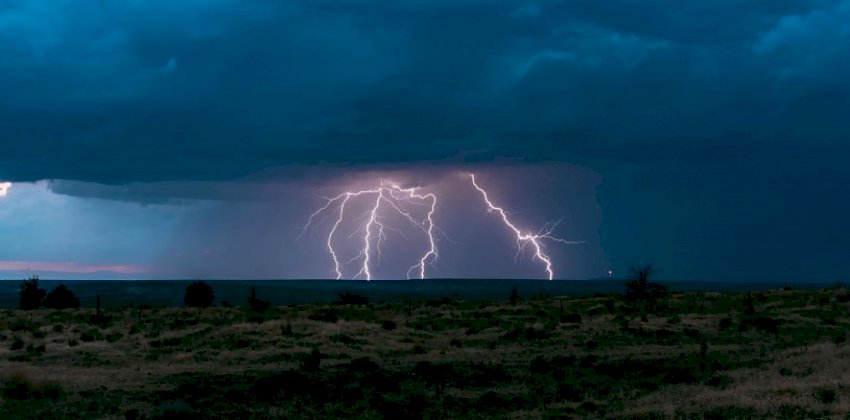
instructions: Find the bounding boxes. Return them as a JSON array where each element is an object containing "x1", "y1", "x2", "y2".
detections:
[
  {"x1": 2, "y1": 0, "x2": 848, "y2": 184},
  {"x1": 3, "y1": 0, "x2": 850, "y2": 281}
]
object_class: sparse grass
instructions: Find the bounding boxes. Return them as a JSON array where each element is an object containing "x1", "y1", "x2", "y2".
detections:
[{"x1": 0, "y1": 288, "x2": 850, "y2": 417}]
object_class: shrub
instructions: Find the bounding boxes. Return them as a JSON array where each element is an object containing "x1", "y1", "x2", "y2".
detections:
[
  {"x1": 815, "y1": 388, "x2": 837, "y2": 404},
  {"x1": 18, "y1": 276, "x2": 46, "y2": 310},
  {"x1": 348, "y1": 357, "x2": 380, "y2": 374},
  {"x1": 44, "y1": 284, "x2": 80, "y2": 309},
  {"x1": 302, "y1": 348, "x2": 322, "y2": 372},
  {"x1": 748, "y1": 316, "x2": 780, "y2": 333},
  {"x1": 382, "y1": 320, "x2": 397, "y2": 330},
  {"x1": 509, "y1": 288, "x2": 521, "y2": 304},
  {"x1": 247, "y1": 287, "x2": 271, "y2": 312},
  {"x1": 183, "y1": 281, "x2": 215, "y2": 309},
  {"x1": 603, "y1": 298, "x2": 616, "y2": 314},
  {"x1": 10, "y1": 337, "x2": 24, "y2": 350},
  {"x1": 2, "y1": 372, "x2": 64, "y2": 401},
  {"x1": 80, "y1": 330, "x2": 100, "y2": 342},
  {"x1": 308, "y1": 308, "x2": 339, "y2": 323},
  {"x1": 560, "y1": 313, "x2": 582, "y2": 323}
]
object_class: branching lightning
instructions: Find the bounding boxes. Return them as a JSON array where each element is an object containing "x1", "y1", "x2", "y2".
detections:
[
  {"x1": 469, "y1": 173, "x2": 581, "y2": 280},
  {"x1": 303, "y1": 182, "x2": 438, "y2": 280},
  {"x1": 302, "y1": 173, "x2": 579, "y2": 280}
]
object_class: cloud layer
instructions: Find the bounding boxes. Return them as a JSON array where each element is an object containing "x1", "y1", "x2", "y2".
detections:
[
  {"x1": 2, "y1": 1, "x2": 849, "y2": 184},
  {"x1": 2, "y1": 1, "x2": 849, "y2": 281}
]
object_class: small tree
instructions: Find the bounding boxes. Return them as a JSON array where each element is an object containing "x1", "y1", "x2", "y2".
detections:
[
  {"x1": 624, "y1": 264, "x2": 667, "y2": 313},
  {"x1": 44, "y1": 284, "x2": 80, "y2": 309},
  {"x1": 247, "y1": 286, "x2": 271, "y2": 313},
  {"x1": 509, "y1": 287, "x2": 521, "y2": 304},
  {"x1": 19, "y1": 275, "x2": 46, "y2": 310},
  {"x1": 184, "y1": 281, "x2": 215, "y2": 310}
]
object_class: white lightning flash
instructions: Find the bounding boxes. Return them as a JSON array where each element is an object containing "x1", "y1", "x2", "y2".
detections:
[
  {"x1": 303, "y1": 182, "x2": 438, "y2": 280},
  {"x1": 303, "y1": 173, "x2": 579, "y2": 280},
  {"x1": 469, "y1": 173, "x2": 580, "y2": 280}
]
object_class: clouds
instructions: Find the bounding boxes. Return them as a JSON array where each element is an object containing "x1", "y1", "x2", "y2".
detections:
[
  {"x1": 1, "y1": 0, "x2": 847, "y2": 184},
  {"x1": 2, "y1": 1, "x2": 850, "y2": 281}
]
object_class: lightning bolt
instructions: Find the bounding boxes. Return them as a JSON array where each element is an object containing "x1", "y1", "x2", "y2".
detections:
[
  {"x1": 303, "y1": 173, "x2": 578, "y2": 280},
  {"x1": 303, "y1": 182, "x2": 438, "y2": 280},
  {"x1": 469, "y1": 173, "x2": 579, "y2": 280}
]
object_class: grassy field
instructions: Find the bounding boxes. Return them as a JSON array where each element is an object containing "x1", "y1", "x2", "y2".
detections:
[{"x1": 2, "y1": 287, "x2": 850, "y2": 418}]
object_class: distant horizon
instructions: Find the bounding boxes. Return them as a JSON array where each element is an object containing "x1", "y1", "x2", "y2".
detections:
[
  {"x1": 1, "y1": 277, "x2": 845, "y2": 285},
  {"x1": 0, "y1": 277, "x2": 845, "y2": 310}
]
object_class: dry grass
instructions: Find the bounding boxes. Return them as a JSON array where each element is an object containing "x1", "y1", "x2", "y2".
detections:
[{"x1": 1, "y1": 289, "x2": 850, "y2": 418}]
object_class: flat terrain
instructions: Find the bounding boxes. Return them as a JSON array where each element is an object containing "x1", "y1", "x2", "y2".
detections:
[{"x1": 2, "y1": 287, "x2": 850, "y2": 418}]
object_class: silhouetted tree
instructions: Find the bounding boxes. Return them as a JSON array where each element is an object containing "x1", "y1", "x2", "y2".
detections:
[
  {"x1": 247, "y1": 286, "x2": 271, "y2": 312},
  {"x1": 509, "y1": 287, "x2": 521, "y2": 304},
  {"x1": 44, "y1": 284, "x2": 80, "y2": 309},
  {"x1": 624, "y1": 264, "x2": 667, "y2": 313},
  {"x1": 184, "y1": 281, "x2": 215, "y2": 309},
  {"x1": 18, "y1": 275, "x2": 46, "y2": 310}
]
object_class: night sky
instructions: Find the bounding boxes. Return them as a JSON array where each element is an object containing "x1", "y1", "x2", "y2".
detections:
[{"x1": 1, "y1": 1, "x2": 848, "y2": 281}]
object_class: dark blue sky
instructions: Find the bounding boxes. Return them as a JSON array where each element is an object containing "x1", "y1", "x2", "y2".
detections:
[{"x1": 1, "y1": 1, "x2": 848, "y2": 281}]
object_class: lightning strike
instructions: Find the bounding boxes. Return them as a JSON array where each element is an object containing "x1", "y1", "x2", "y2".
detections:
[
  {"x1": 303, "y1": 173, "x2": 578, "y2": 280},
  {"x1": 303, "y1": 182, "x2": 438, "y2": 280},
  {"x1": 469, "y1": 173, "x2": 578, "y2": 280}
]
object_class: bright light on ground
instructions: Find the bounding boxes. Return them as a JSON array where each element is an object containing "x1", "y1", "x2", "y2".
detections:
[{"x1": 0, "y1": 182, "x2": 11, "y2": 198}]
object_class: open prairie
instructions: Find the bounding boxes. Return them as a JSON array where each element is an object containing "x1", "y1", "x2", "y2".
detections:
[{"x1": 2, "y1": 287, "x2": 850, "y2": 418}]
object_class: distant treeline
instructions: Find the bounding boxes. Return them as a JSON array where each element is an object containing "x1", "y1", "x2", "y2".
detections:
[{"x1": 0, "y1": 274, "x2": 840, "y2": 310}]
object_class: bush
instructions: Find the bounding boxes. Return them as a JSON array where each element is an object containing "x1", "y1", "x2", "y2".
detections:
[
  {"x1": 815, "y1": 388, "x2": 837, "y2": 404},
  {"x1": 748, "y1": 316, "x2": 780, "y2": 334},
  {"x1": 18, "y1": 276, "x2": 46, "y2": 310},
  {"x1": 381, "y1": 320, "x2": 397, "y2": 330},
  {"x1": 2, "y1": 372, "x2": 64, "y2": 401},
  {"x1": 308, "y1": 308, "x2": 339, "y2": 323},
  {"x1": 509, "y1": 288, "x2": 521, "y2": 304},
  {"x1": 10, "y1": 337, "x2": 24, "y2": 350},
  {"x1": 302, "y1": 348, "x2": 322, "y2": 372},
  {"x1": 183, "y1": 281, "x2": 215, "y2": 309},
  {"x1": 44, "y1": 284, "x2": 80, "y2": 309},
  {"x1": 247, "y1": 287, "x2": 271, "y2": 313},
  {"x1": 560, "y1": 313, "x2": 582, "y2": 323}
]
